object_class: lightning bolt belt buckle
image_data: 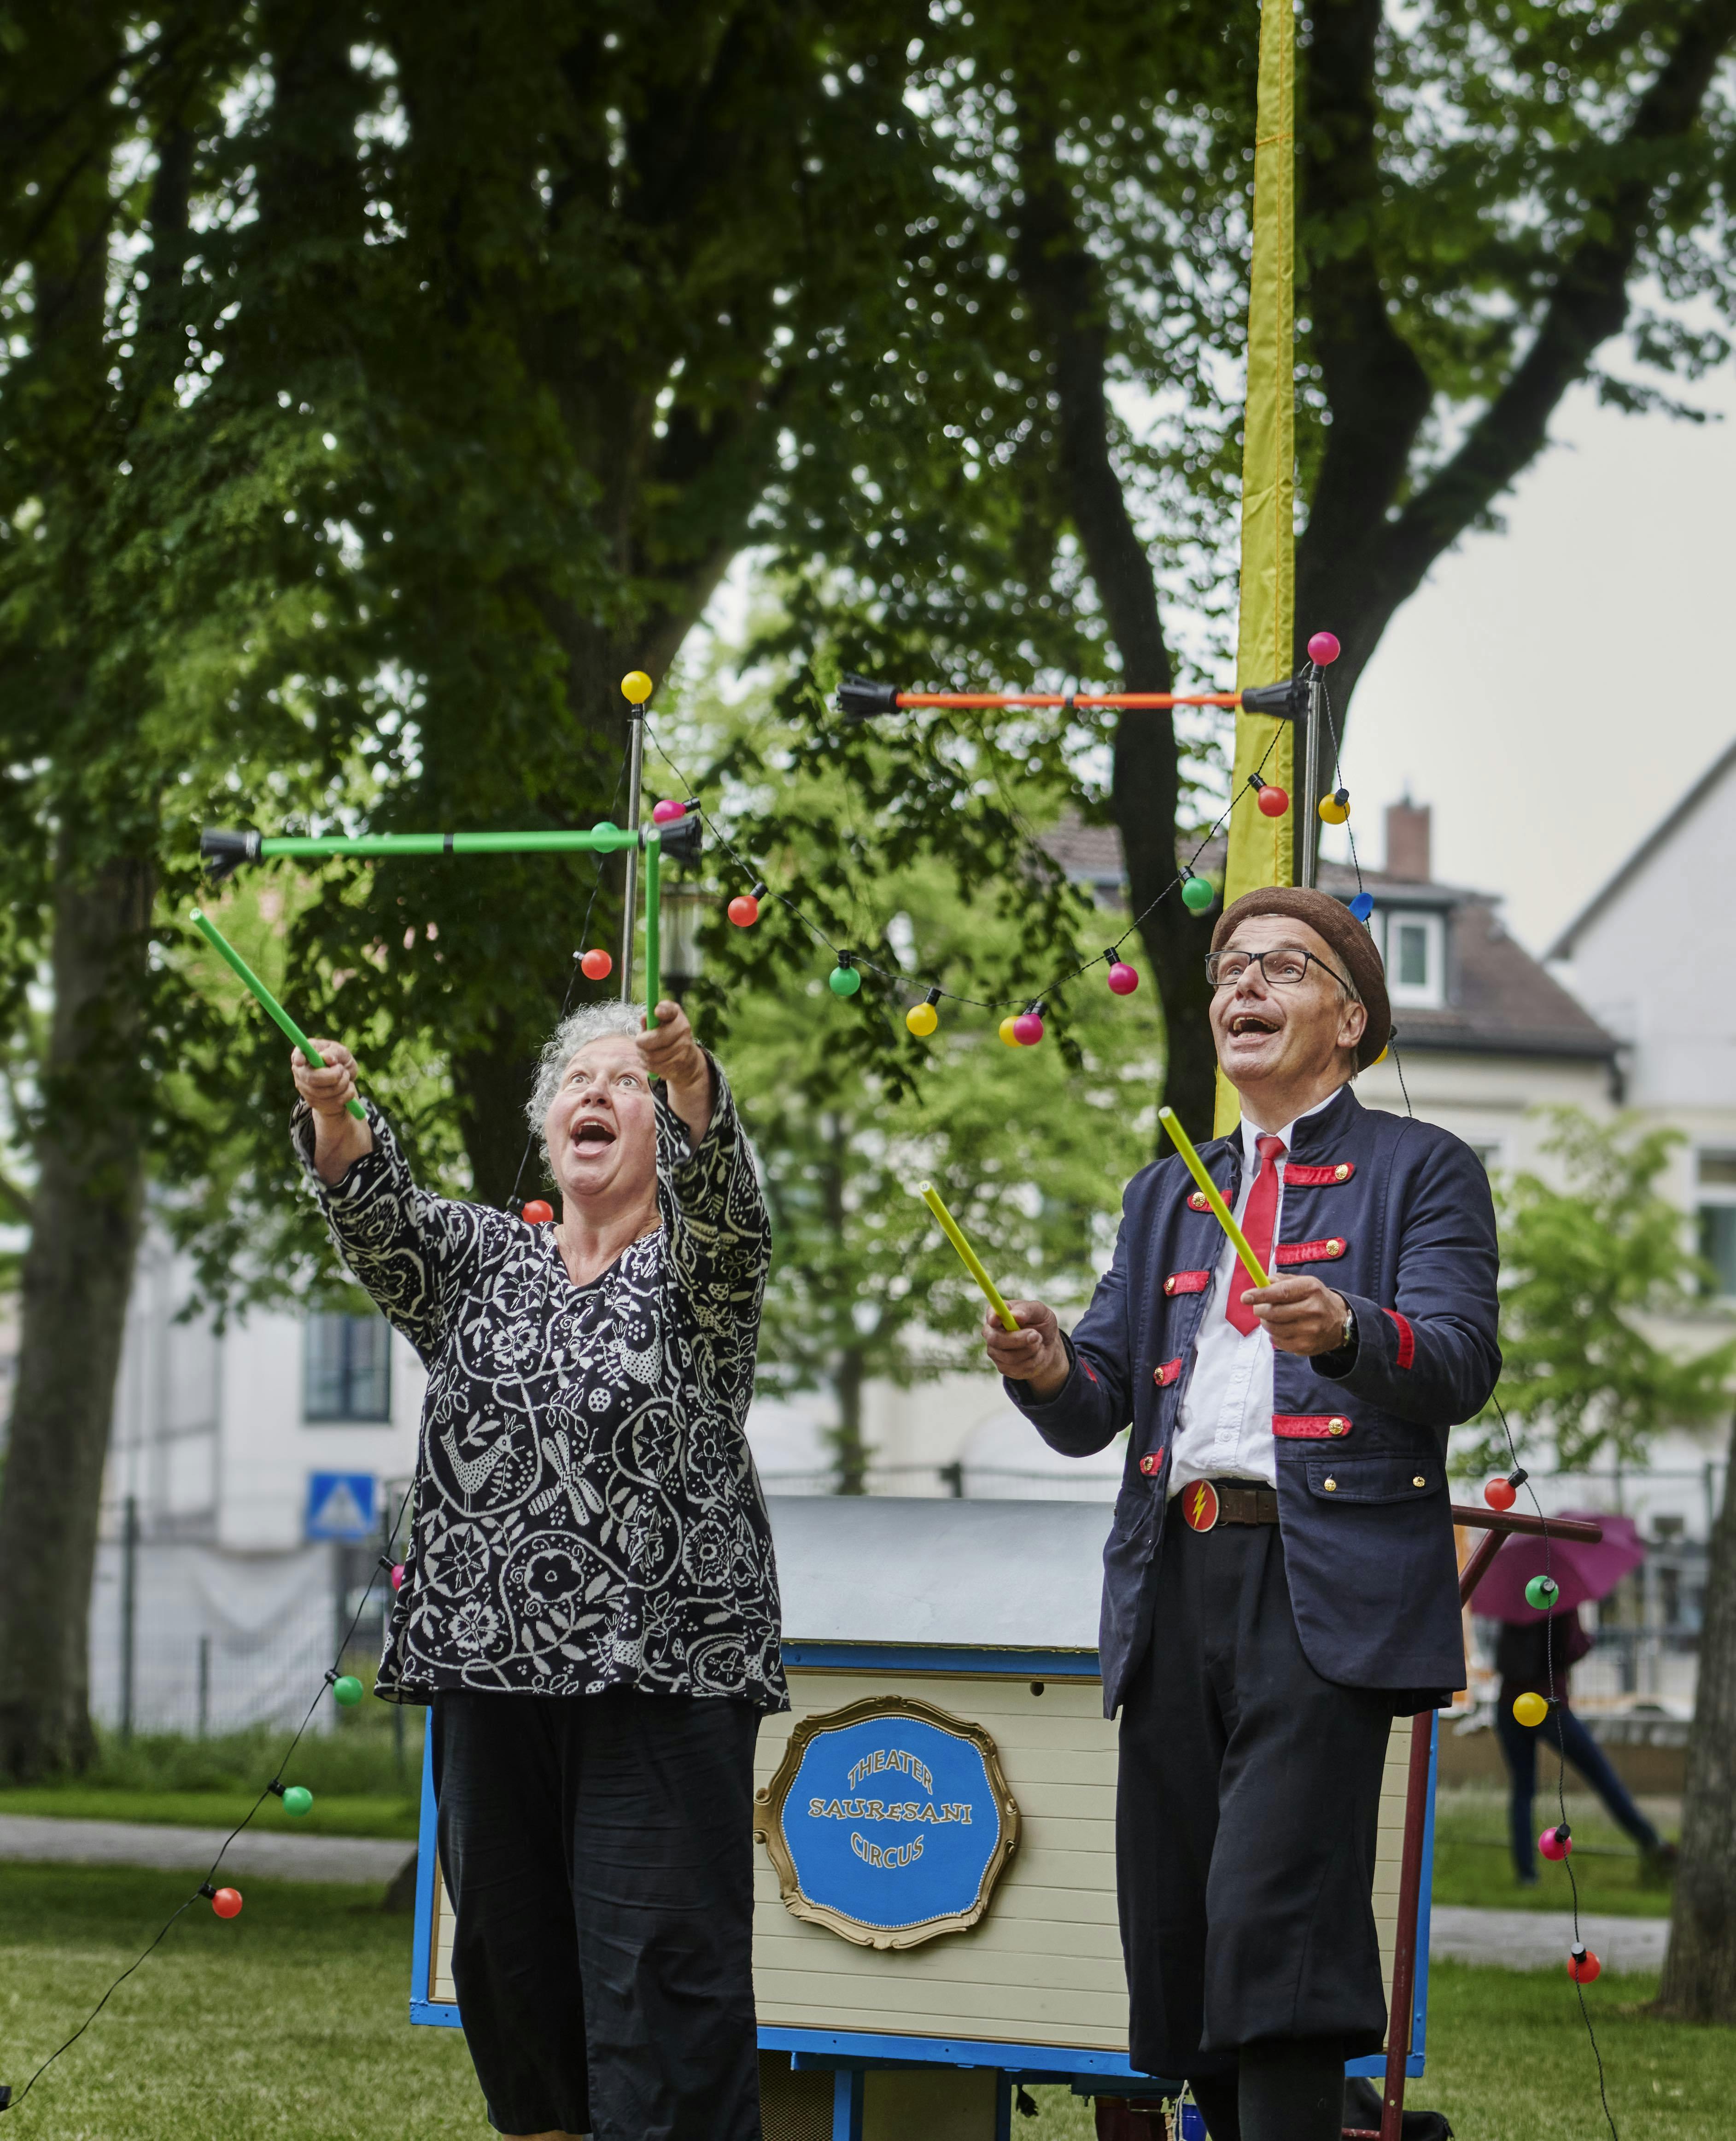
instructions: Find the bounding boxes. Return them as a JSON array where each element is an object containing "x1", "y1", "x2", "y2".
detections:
[{"x1": 1182, "y1": 1481, "x2": 1220, "y2": 1533}]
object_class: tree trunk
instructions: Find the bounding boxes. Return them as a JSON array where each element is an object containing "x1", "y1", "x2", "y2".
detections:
[
  {"x1": 830, "y1": 1345, "x2": 869, "y2": 1499},
  {"x1": 0, "y1": 853, "x2": 155, "y2": 1780},
  {"x1": 1013, "y1": 118, "x2": 1218, "y2": 1137},
  {"x1": 1654, "y1": 1409, "x2": 1736, "y2": 2020}
]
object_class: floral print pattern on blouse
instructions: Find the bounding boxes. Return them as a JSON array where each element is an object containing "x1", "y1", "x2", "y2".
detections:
[{"x1": 292, "y1": 1062, "x2": 785, "y2": 1711}]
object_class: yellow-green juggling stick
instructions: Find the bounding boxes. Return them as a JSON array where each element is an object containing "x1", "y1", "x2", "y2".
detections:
[
  {"x1": 188, "y1": 909, "x2": 367, "y2": 1120},
  {"x1": 1157, "y1": 1104, "x2": 1269, "y2": 1293},
  {"x1": 917, "y1": 1182, "x2": 1019, "y2": 1333}
]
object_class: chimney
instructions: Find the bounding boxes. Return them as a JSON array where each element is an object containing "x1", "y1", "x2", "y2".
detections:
[{"x1": 1384, "y1": 798, "x2": 1432, "y2": 882}]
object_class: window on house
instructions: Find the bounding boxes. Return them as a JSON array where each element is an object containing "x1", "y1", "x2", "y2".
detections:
[
  {"x1": 1697, "y1": 1151, "x2": 1736, "y2": 1298},
  {"x1": 304, "y1": 1313, "x2": 392, "y2": 1422},
  {"x1": 1374, "y1": 909, "x2": 1445, "y2": 1009}
]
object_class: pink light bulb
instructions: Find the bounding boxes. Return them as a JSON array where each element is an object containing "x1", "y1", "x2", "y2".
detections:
[
  {"x1": 1307, "y1": 631, "x2": 1340, "y2": 665},
  {"x1": 1538, "y1": 1825, "x2": 1572, "y2": 1861},
  {"x1": 391, "y1": 1563, "x2": 406, "y2": 1591},
  {"x1": 651, "y1": 799, "x2": 686, "y2": 824},
  {"x1": 1107, "y1": 962, "x2": 1140, "y2": 996},
  {"x1": 1012, "y1": 1012, "x2": 1045, "y2": 1045}
]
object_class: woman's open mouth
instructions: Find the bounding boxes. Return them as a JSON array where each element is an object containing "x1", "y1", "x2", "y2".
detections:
[{"x1": 572, "y1": 1120, "x2": 617, "y2": 1149}]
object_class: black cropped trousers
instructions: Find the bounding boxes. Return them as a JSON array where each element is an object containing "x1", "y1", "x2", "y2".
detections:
[
  {"x1": 1117, "y1": 1517, "x2": 1397, "y2": 2085},
  {"x1": 431, "y1": 1687, "x2": 763, "y2": 2140}
]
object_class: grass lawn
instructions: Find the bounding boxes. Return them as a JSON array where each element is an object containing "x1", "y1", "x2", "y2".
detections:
[
  {"x1": 1431, "y1": 1784, "x2": 1677, "y2": 1918},
  {"x1": 0, "y1": 1788, "x2": 419, "y2": 1842},
  {"x1": 4, "y1": 1865, "x2": 1730, "y2": 2141}
]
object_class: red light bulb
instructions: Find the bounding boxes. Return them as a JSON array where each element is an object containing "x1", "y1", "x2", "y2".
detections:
[
  {"x1": 727, "y1": 893, "x2": 760, "y2": 928},
  {"x1": 579, "y1": 948, "x2": 613, "y2": 981},
  {"x1": 522, "y1": 1200, "x2": 554, "y2": 1224},
  {"x1": 211, "y1": 1888, "x2": 243, "y2": 1919},
  {"x1": 1484, "y1": 1476, "x2": 1518, "y2": 1511},
  {"x1": 1256, "y1": 784, "x2": 1289, "y2": 819},
  {"x1": 1567, "y1": 1945, "x2": 1601, "y2": 1983}
]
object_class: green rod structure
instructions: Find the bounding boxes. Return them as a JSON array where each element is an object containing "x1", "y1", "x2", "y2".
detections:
[
  {"x1": 257, "y1": 826, "x2": 643, "y2": 859},
  {"x1": 188, "y1": 909, "x2": 367, "y2": 1120},
  {"x1": 643, "y1": 834, "x2": 660, "y2": 1026}
]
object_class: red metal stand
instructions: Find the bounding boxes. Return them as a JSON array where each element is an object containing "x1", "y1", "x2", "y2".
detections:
[{"x1": 1371, "y1": 1505, "x2": 1603, "y2": 2141}]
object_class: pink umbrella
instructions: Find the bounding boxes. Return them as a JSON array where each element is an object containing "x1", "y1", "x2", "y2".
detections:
[{"x1": 1469, "y1": 1508, "x2": 1645, "y2": 1623}]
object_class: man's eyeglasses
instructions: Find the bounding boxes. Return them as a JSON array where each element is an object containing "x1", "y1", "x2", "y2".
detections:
[{"x1": 1204, "y1": 946, "x2": 1353, "y2": 993}]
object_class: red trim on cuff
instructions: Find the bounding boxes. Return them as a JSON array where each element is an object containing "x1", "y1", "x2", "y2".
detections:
[
  {"x1": 1152, "y1": 1358, "x2": 1182, "y2": 1388},
  {"x1": 1382, "y1": 1306, "x2": 1416, "y2": 1369},
  {"x1": 1163, "y1": 1270, "x2": 1211, "y2": 1296}
]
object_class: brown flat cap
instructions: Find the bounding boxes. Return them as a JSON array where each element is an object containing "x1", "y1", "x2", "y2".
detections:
[{"x1": 1211, "y1": 887, "x2": 1391, "y2": 1069}]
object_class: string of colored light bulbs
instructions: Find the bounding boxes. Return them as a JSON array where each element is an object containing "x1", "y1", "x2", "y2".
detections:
[
  {"x1": 640, "y1": 712, "x2": 1285, "y2": 1048},
  {"x1": 0, "y1": 1488, "x2": 415, "y2": 2118},
  {"x1": 624, "y1": 633, "x2": 1379, "y2": 1049},
  {"x1": 1481, "y1": 1406, "x2": 1620, "y2": 2141}
]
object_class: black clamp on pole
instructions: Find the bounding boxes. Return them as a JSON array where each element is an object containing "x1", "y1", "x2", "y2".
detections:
[
  {"x1": 836, "y1": 673, "x2": 900, "y2": 719},
  {"x1": 653, "y1": 812, "x2": 704, "y2": 864},
  {"x1": 1236, "y1": 675, "x2": 1307, "y2": 721},
  {"x1": 199, "y1": 827, "x2": 263, "y2": 881}
]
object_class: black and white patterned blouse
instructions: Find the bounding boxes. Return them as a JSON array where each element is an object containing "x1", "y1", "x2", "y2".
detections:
[{"x1": 292, "y1": 1062, "x2": 786, "y2": 1711}]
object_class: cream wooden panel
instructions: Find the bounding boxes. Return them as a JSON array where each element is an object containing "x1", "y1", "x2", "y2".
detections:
[
  {"x1": 431, "y1": 1857, "x2": 456, "y2": 2006},
  {"x1": 752, "y1": 1670, "x2": 1417, "y2": 2057},
  {"x1": 425, "y1": 1671, "x2": 1420, "y2": 2057}
]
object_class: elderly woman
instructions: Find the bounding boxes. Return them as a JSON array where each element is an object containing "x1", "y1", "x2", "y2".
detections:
[{"x1": 291, "y1": 1000, "x2": 780, "y2": 2141}]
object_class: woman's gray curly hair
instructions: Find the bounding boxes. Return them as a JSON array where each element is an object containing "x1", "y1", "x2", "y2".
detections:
[{"x1": 526, "y1": 1003, "x2": 644, "y2": 1132}]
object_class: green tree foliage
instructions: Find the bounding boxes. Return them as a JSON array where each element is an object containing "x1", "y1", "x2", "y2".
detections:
[
  {"x1": 1462, "y1": 1112, "x2": 1736, "y2": 1476},
  {"x1": 701, "y1": 723, "x2": 1155, "y2": 1488}
]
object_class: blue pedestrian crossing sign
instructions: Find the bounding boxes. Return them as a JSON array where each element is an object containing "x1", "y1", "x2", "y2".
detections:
[{"x1": 306, "y1": 1471, "x2": 378, "y2": 1541}]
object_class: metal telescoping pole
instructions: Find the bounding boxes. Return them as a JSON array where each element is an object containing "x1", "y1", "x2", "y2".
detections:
[
  {"x1": 120, "y1": 1496, "x2": 138, "y2": 1743},
  {"x1": 620, "y1": 706, "x2": 645, "y2": 1000},
  {"x1": 1300, "y1": 669, "x2": 1323, "y2": 890}
]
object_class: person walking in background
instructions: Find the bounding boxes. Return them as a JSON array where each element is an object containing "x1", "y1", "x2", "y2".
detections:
[{"x1": 1493, "y1": 1605, "x2": 1673, "y2": 1886}]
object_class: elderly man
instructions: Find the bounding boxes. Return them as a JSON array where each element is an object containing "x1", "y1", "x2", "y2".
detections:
[{"x1": 985, "y1": 888, "x2": 1500, "y2": 2141}]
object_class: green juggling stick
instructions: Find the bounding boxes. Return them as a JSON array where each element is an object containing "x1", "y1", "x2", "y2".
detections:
[
  {"x1": 188, "y1": 909, "x2": 367, "y2": 1120},
  {"x1": 1157, "y1": 1104, "x2": 1269, "y2": 1293}
]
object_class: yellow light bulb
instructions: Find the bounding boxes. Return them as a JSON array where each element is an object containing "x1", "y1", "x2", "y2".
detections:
[
  {"x1": 1373, "y1": 1044, "x2": 1389, "y2": 1065},
  {"x1": 906, "y1": 1002, "x2": 939, "y2": 1038},
  {"x1": 999, "y1": 1015, "x2": 1023, "y2": 1048},
  {"x1": 1318, "y1": 793, "x2": 1350, "y2": 825},
  {"x1": 1511, "y1": 1692, "x2": 1549, "y2": 1728},
  {"x1": 620, "y1": 670, "x2": 653, "y2": 705}
]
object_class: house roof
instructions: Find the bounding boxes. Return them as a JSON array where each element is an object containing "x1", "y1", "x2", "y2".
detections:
[
  {"x1": 1045, "y1": 816, "x2": 1619, "y2": 1063},
  {"x1": 1546, "y1": 736, "x2": 1736, "y2": 962}
]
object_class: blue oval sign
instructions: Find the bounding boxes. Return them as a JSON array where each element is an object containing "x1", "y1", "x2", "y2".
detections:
[{"x1": 758, "y1": 1697, "x2": 1018, "y2": 1947}]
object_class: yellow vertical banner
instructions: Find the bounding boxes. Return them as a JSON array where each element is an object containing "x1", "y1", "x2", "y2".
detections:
[{"x1": 1215, "y1": 0, "x2": 1297, "y2": 1135}]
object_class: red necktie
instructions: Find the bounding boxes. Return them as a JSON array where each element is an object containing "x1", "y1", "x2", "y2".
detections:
[{"x1": 1226, "y1": 1133, "x2": 1286, "y2": 1334}]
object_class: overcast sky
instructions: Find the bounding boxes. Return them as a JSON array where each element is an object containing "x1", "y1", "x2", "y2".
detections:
[{"x1": 1319, "y1": 371, "x2": 1736, "y2": 956}]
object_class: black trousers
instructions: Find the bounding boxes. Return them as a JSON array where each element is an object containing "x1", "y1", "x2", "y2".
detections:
[
  {"x1": 1117, "y1": 1517, "x2": 1395, "y2": 2082},
  {"x1": 431, "y1": 1688, "x2": 763, "y2": 2140}
]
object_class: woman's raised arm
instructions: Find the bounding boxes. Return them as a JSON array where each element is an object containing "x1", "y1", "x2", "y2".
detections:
[{"x1": 292, "y1": 1039, "x2": 374, "y2": 1184}]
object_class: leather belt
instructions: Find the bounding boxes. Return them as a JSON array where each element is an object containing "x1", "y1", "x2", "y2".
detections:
[
  {"x1": 1218, "y1": 1484, "x2": 1280, "y2": 1525},
  {"x1": 1178, "y1": 1478, "x2": 1280, "y2": 1532}
]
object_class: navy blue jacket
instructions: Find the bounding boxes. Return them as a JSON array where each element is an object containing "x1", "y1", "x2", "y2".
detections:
[{"x1": 1009, "y1": 1084, "x2": 1500, "y2": 1716}]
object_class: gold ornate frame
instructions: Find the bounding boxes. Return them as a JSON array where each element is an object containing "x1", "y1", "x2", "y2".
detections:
[{"x1": 754, "y1": 1692, "x2": 1021, "y2": 1951}]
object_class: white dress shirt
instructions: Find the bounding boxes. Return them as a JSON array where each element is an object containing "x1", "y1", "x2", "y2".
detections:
[{"x1": 1167, "y1": 1094, "x2": 1338, "y2": 1499}]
